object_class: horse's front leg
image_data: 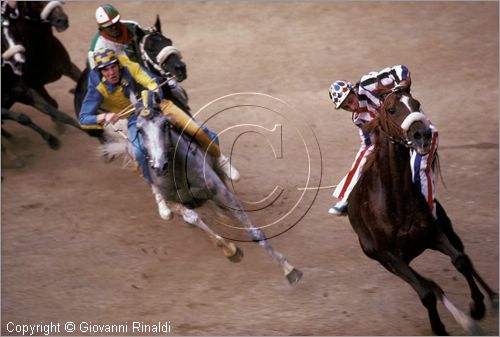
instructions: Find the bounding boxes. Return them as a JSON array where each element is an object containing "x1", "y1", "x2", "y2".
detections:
[
  {"x1": 378, "y1": 252, "x2": 478, "y2": 335},
  {"x1": 168, "y1": 202, "x2": 243, "y2": 263},
  {"x1": 28, "y1": 88, "x2": 81, "y2": 133},
  {"x1": 433, "y1": 233, "x2": 488, "y2": 320},
  {"x1": 435, "y1": 201, "x2": 499, "y2": 310},
  {"x1": 2, "y1": 108, "x2": 60, "y2": 150},
  {"x1": 213, "y1": 189, "x2": 302, "y2": 284},
  {"x1": 64, "y1": 62, "x2": 82, "y2": 83}
]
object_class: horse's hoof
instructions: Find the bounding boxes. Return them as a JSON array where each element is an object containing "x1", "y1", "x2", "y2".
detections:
[
  {"x1": 226, "y1": 246, "x2": 244, "y2": 263},
  {"x1": 286, "y1": 267, "x2": 303, "y2": 285},
  {"x1": 470, "y1": 301, "x2": 486, "y2": 320},
  {"x1": 47, "y1": 136, "x2": 61, "y2": 150},
  {"x1": 491, "y1": 293, "x2": 499, "y2": 311}
]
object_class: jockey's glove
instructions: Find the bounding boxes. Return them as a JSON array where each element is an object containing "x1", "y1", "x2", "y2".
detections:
[{"x1": 141, "y1": 90, "x2": 162, "y2": 108}]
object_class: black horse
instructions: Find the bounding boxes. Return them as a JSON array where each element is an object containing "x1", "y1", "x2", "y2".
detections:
[
  {"x1": 10, "y1": 1, "x2": 82, "y2": 108},
  {"x1": 73, "y1": 15, "x2": 188, "y2": 142},
  {"x1": 3, "y1": 1, "x2": 81, "y2": 135},
  {"x1": 347, "y1": 87, "x2": 498, "y2": 335},
  {"x1": 1, "y1": 17, "x2": 60, "y2": 151}
]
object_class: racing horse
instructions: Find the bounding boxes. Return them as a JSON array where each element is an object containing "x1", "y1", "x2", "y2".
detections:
[
  {"x1": 1, "y1": 17, "x2": 60, "y2": 151},
  {"x1": 347, "y1": 87, "x2": 498, "y2": 335},
  {"x1": 104, "y1": 105, "x2": 303, "y2": 284},
  {"x1": 73, "y1": 15, "x2": 188, "y2": 142},
  {"x1": 10, "y1": 1, "x2": 82, "y2": 110}
]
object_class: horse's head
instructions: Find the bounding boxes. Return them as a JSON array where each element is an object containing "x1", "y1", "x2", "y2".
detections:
[
  {"x1": 136, "y1": 106, "x2": 171, "y2": 177},
  {"x1": 379, "y1": 87, "x2": 432, "y2": 155},
  {"x1": 18, "y1": 1, "x2": 68, "y2": 32},
  {"x1": 139, "y1": 29, "x2": 187, "y2": 82},
  {"x1": 1, "y1": 19, "x2": 26, "y2": 76}
]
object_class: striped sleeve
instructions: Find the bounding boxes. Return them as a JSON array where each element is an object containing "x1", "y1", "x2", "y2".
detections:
[{"x1": 358, "y1": 65, "x2": 411, "y2": 111}]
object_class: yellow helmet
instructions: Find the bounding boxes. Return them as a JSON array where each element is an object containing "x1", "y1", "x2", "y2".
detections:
[{"x1": 94, "y1": 48, "x2": 118, "y2": 69}]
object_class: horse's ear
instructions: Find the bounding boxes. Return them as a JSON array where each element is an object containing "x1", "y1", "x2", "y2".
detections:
[{"x1": 154, "y1": 15, "x2": 161, "y2": 33}]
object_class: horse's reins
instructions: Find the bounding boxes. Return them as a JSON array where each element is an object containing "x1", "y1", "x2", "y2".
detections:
[{"x1": 104, "y1": 78, "x2": 172, "y2": 158}]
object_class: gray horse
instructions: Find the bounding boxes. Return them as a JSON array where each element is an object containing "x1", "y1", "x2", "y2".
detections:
[{"x1": 105, "y1": 106, "x2": 303, "y2": 284}]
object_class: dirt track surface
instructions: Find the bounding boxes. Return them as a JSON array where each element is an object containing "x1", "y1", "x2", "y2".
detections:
[{"x1": 2, "y1": 2, "x2": 499, "y2": 336}]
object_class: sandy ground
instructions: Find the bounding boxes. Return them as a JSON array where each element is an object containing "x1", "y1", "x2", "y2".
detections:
[{"x1": 1, "y1": 1, "x2": 499, "y2": 336}]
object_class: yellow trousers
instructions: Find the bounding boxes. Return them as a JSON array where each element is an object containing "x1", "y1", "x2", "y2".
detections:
[{"x1": 160, "y1": 100, "x2": 221, "y2": 158}]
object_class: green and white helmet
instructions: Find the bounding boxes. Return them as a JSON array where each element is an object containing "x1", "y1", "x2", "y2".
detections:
[{"x1": 95, "y1": 4, "x2": 120, "y2": 28}]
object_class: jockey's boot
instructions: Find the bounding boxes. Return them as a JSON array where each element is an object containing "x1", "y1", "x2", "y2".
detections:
[
  {"x1": 217, "y1": 153, "x2": 241, "y2": 182},
  {"x1": 328, "y1": 199, "x2": 348, "y2": 216},
  {"x1": 152, "y1": 186, "x2": 173, "y2": 220}
]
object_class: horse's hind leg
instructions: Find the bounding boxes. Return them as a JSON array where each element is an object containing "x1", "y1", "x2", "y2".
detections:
[{"x1": 168, "y1": 203, "x2": 243, "y2": 262}]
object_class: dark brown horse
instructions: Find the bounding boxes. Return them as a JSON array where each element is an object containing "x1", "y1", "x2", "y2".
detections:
[
  {"x1": 1, "y1": 16, "x2": 60, "y2": 151},
  {"x1": 347, "y1": 87, "x2": 498, "y2": 335},
  {"x1": 11, "y1": 1, "x2": 81, "y2": 108},
  {"x1": 2, "y1": 1, "x2": 82, "y2": 138}
]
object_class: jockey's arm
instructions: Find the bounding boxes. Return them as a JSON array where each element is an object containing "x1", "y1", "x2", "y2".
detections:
[{"x1": 79, "y1": 70, "x2": 109, "y2": 129}]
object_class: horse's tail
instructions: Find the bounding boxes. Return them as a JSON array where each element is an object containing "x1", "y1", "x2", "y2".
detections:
[{"x1": 98, "y1": 138, "x2": 134, "y2": 168}]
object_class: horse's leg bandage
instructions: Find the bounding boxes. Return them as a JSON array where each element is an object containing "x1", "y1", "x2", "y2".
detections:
[{"x1": 160, "y1": 100, "x2": 221, "y2": 158}]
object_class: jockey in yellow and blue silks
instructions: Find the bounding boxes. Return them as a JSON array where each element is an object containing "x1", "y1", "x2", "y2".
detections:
[{"x1": 79, "y1": 48, "x2": 240, "y2": 185}]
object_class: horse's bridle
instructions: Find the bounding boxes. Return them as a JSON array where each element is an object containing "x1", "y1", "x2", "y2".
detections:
[
  {"x1": 1, "y1": 20, "x2": 26, "y2": 75},
  {"x1": 19, "y1": 1, "x2": 64, "y2": 23},
  {"x1": 139, "y1": 33, "x2": 182, "y2": 78},
  {"x1": 379, "y1": 88, "x2": 429, "y2": 149}
]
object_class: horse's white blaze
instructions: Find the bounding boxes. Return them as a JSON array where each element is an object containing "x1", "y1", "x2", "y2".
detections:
[
  {"x1": 400, "y1": 95, "x2": 413, "y2": 113},
  {"x1": 442, "y1": 295, "x2": 479, "y2": 334},
  {"x1": 40, "y1": 1, "x2": 63, "y2": 21},
  {"x1": 143, "y1": 122, "x2": 165, "y2": 169}
]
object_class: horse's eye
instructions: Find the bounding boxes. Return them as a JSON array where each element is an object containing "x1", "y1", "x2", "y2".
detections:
[
  {"x1": 387, "y1": 108, "x2": 396, "y2": 114},
  {"x1": 413, "y1": 132, "x2": 421, "y2": 140}
]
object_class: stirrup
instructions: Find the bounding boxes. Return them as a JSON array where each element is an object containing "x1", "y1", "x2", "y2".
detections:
[
  {"x1": 217, "y1": 154, "x2": 241, "y2": 182},
  {"x1": 153, "y1": 190, "x2": 173, "y2": 220}
]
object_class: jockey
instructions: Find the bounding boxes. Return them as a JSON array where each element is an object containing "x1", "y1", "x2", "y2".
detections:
[
  {"x1": 89, "y1": 4, "x2": 189, "y2": 125},
  {"x1": 88, "y1": 4, "x2": 146, "y2": 68},
  {"x1": 328, "y1": 64, "x2": 439, "y2": 217},
  {"x1": 79, "y1": 49, "x2": 240, "y2": 220}
]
